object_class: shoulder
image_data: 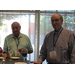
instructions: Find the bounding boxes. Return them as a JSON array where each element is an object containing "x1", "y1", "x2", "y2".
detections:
[
  {"x1": 62, "y1": 28, "x2": 75, "y2": 38},
  {"x1": 5, "y1": 34, "x2": 13, "y2": 39},
  {"x1": 63, "y1": 28, "x2": 74, "y2": 34},
  {"x1": 46, "y1": 30, "x2": 54, "y2": 38},
  {"x1": 20, "y1": 33, "x2": 29, "y2": 39}
]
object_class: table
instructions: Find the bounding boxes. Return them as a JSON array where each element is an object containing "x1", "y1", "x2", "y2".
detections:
[{"x1": 0, "y1": 58, "x2": 31, "y2": 64}]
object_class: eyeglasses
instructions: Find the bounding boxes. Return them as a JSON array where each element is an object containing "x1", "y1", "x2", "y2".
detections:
[{"x1": 51, "y1": 19, "x2": 61, "y2": 22}]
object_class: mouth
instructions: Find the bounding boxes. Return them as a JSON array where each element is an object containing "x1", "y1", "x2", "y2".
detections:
[
  {"x1": 13, "y1": 31, "x2": 19, "y2": 34},
  {"x1": 14, "y1": 31, "x2": 17, "y2": 33},
  {"x1": 53, "y1": 24, "x2": 57, "y2": 28}
]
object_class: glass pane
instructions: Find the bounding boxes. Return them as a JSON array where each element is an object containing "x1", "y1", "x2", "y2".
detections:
[
  {"x1": 40, "y1": 15, "x2": 53, "y2": 49},
  {"x1": 0, "y1": 13, "x2": 35, "y2": 61},
  {"x1": 62, "y1": 14, "x2": 75, "y2": 32},
  {"x1": 40, "y1": 10, "x2": 74, "y2": 12},
  {"x1": 57, "y1": 10, "x2": 74, "y2": 12},
  {"x1": 40, "y1": 10, "x2": 56, "y2": 12}
]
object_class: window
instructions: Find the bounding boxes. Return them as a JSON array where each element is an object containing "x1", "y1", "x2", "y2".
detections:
[
  {"x1": 0, "y1": 11, "x2": 35, "y2": 61},
  {"x1": 0, "y1": 10, "x2": 75, "y2": 64}
]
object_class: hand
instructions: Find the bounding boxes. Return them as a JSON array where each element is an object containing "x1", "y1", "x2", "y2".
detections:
[
  {"x1": 18, "y1": 48, "x2": 27, "y2": 52},
  {"x1": 2, "y1": 53, "x2": 8, "y2": 58},
  {"x1": 2, "y1": 52, "x2": 10, "y2": 58},
  {"x1": 31, "y1": 61, "x2": 42, "y2": 64}
]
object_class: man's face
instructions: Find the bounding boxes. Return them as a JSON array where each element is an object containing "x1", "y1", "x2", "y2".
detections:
[
  {"x1": 11, "y1": 22, "x2": 21, "y2": 37},
  {"x1": 51, "y1": 14, "x2": 63, "y2": 32}
]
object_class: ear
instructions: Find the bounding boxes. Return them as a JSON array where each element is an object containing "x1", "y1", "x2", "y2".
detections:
[
  {"x1": 61, "y1": 19, "x2": 63, "y2": 25},
  {"x1": 62, "y1": 19, "x2": 63, "y2": 22},
  {"x1": 20, "y1": 26, "x2": 21, "y2": 30}
]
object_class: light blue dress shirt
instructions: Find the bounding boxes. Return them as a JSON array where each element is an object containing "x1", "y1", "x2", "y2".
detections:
[{"x1": 3, "y1": 33, "x2": 33, "y2": 59}]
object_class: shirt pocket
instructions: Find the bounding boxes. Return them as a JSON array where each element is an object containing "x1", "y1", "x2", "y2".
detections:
[{"x1": 61, "y1": 47, "x2": 68, "y2": 52}]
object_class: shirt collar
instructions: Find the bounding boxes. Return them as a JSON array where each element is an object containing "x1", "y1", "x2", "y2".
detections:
[
  {"x1": 54, "y1": 27, "x2": 63, "y2": 36},
  {"x1": 12, "y1": 33, "x2": 22, "y2": 39}
]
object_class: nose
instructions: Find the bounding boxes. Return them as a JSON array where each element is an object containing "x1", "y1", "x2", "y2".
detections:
[
  {"x1": 52, "y1": 20, "x2": 56, "y2": 24},
  {"x1": 14, "y1": 28, "x2": 17, "y2": 31},
  {"x1": 15, "y1": 28, "x2": 17, "y2": 31}
]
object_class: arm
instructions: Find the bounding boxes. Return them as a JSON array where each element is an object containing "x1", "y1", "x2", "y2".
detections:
[
  {"x1": 38, "y1": 35, "x2": 47, "y2": 63},
  {"x1": 31, "y1": 36, "x2": 47, "y2": 64},
  {"x1": 28, "y1": 49, "x2": 33, "y2": 54},
  {"x1": 3, "y1": 37, "x2": 8, "y2": 53},
  {"x1": 18, "y1": 48, "x2": 33, "y2": 54},
  {"x1": 69, "y1": 33, "x2": 75, "y2": 63},
  {"x1": 27, "y1": 37, "x2": 33, "y2": 54},
  {"x1": 2, "y1": 37, "x2": 10, "y2": 58}
]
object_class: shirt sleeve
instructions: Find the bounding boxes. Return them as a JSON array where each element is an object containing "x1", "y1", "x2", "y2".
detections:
[
  {"x1": 27, "y1": 37, "x2": 33, "y2": 50},
  {"x1": 3, "y1": 37, "x2": 8, "y2": 52},
  {"x1": 69, "y1": 33, "x2": 75, "y2": 63}
]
